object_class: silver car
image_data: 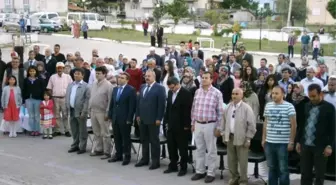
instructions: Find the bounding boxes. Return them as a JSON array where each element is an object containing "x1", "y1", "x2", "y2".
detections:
[{"x1": 3, "y1": 18, "x2": 40, "y2": 33}]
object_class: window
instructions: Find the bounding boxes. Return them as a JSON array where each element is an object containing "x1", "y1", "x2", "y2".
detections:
[
  {"x1": 23, "y1": 0, "x2": 29, "y2": 5},
  {"x1": 98, "y1": 15, "x2": 104, "y2": 21},
  {"x1": 131, "y1": 3, "x2": 139, "y2": 9},
  {"x1": 4, "y1": 0, "x2": 11, "y2": 5},
  {"x1": 88, "y1": 14, "x2": 96, "y2": 21},
  {"x1": 40, "y1": 14, "x2": 46, "y2": 19},
  {"x1": 264, "y1": 3, "x2": 270, "y2": 9},
  {"x1": 48, "y1": 13, "x2": 58, "y2": 19}
]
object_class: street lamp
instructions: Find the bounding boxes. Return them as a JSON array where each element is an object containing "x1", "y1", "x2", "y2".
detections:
[{"x1": 258, "y1": 6, "x2": 264, "y2": 51}]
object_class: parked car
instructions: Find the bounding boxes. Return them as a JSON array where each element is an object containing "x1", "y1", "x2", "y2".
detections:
[
  {"x1": 281, "y1": 26, "x2": 312, "y2": 33},
  {"x1": 39, "y1": 19, "x2": 61, "y2": 33},
  {"x1": 0, "y1": 13, "x2": 6, "y2": 27},
  {"x1": 2, "y1": 18, "x2": 20, "y2": 32}
]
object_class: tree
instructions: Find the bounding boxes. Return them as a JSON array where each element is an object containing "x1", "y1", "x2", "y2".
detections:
[
  {"x1": 152, "y1": 2, "x2": 167, "y2": 26},
  {"x1": 275, "y1": 0, "x2": 308, "y2": 22},
  {"x1": 327, "y1": 0, "x2": 336, "y2": 19},
  {"x1": 222, "y1": 0, "x2": 259, "y2": 12},
  {"x1": 166, "y1": 0, "x2": 189, "y2": 30},
  {"x1": 204, "y1": 10, "x2": 228, "y2": 25}
]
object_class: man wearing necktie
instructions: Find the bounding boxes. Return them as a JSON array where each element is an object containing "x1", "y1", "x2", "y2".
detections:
[
  {"x1": 107, "y1": 72, "x2": 136, "y2": 165},
  {"x1": 135, "y1": 69, "x2": 166, "y2": 170},
  {"x1": 23, "y1": 50, "x2": 36, "y2": 71},
  {"x1": 163, "y1": 77, "x2": 193, "y2": 176}
]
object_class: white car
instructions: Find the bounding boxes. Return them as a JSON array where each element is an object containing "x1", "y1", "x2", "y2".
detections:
[
  {"x1": 0, "y1": 13, "x2": 6, "y2": 26},
  {"x1": 281, "y1": 26, "x2": 312, "y2": 33}
]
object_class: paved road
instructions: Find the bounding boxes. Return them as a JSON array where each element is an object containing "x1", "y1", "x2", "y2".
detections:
[{"x1": 0, "y1": 35, "x2": 335, "y2": 185}]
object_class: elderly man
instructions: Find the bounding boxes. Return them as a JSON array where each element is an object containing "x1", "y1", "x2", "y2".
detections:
[
  {"x1": 135, "y1": 70, "x2": 166, "y2": 170},
  {"x1": 89, "y1": 66, "x2": 113, "y2": 158},
  {"x1": 191, "y1": 51, "x2": 204, "y2": 76},
  {"x1": 147, "y1": 58, "x2": 161, "y2": 83},
  {"x1": 191, "y1": 71, "x2": 224, "y2": 183},
  {"x1": 43, "y1": 48, "x2": 58, "y2": 75},
  {"x1": 161, "y1": 47, "x2": 175, "y2": 63},
  {"x1": 300, "y1": 66, "x2": 324, "y2": 95},
  {"x1": 66, "y1": 68, "x2": 90, "y2": 154},
  {"x1": 217, "y1": 88, "x2": 256, "y2": 185},
  {"x1": 88, "y1": 58, "x2": 114, "y2": 84},
  {"x1": 92, "y1": 49, "x2": 99, "y2": 57},
  {"x1": 47, "y1": 62, "x2": 73, "y2": 137},
  {"x1": 146, "y1": 47, "x2": 162, "y2": 68}
]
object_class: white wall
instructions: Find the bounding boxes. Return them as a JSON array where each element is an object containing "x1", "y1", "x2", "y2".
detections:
[{"x1": 0, "y1": 33, "x2": 39, "y2": 45}]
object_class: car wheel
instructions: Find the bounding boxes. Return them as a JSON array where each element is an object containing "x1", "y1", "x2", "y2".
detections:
[{"x1": 101, "y1": 26, "x2": 105, "y2": 31}]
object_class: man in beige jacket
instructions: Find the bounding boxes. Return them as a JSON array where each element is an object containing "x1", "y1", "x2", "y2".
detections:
[{"x1": 217, "y1": 88, "x2": 256, "y2": 185}]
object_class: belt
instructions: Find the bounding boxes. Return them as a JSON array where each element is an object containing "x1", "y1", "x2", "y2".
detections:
[
  {"x1": 196, "y1": 120, "x2": 216, "y2": 124},
  {"x1": 53, "y1": 96, "x2": 65, "y2": 99}
]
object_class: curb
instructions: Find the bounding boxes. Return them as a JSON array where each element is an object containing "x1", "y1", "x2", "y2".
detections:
[{"x1": 51, "y1": 33, "x2": 335, "y2": 59}]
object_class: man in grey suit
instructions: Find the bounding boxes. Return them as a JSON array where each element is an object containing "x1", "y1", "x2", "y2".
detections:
[
  {"x1": 66, "y1": 68, "x2": 90, "y2": 154},
  {"x1": 23, "y1": 50, "x2": 37, "y2": 71},
  {"x1": 135, "y1": 70, "x2": 166, "y2": 170}
]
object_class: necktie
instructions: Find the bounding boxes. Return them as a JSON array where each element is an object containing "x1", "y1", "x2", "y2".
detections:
[
  {"x1": 116, "y1": 86, "x2": 123, "y2": 101},
  {"x1": 29, "y1": 60, "x2": 33, "y2": 66},
  {"x1": 144, "y1": 85, "x2": 150, "y2": 97}
]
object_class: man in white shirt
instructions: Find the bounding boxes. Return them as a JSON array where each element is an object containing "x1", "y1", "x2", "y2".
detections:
[
  {"x1": 88, "y1": 58, "x2": 115, "y2": 84},
  {"x1": 300, "y1": 66, "x2": 324, "y2": 95},
  {"x1": 323, "y1": 75, "x2": 336, "y2": 109}
]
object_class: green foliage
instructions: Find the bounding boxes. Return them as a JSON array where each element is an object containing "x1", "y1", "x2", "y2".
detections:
[
  {"x1": 222, "y1": 0, "x2": 259, "y2": 12},
  {"x1": 166, "y1": 0, "x2": 189, "y2": 26},
  {"x1": 327, "y1": 0, "x2": 336, "y2": 19},
  {"x1": 193, "y1": 29, "x2": 201, "y2": 36},
  {"x1": 275, "y1": 0, "x2": 308, "y2": 21},
  {"x1": 204, "y1": 10, "x2": 228, "y2": 25},
  {"x1": 293, "y1": 29, "x2": 301, "y2": 37}
]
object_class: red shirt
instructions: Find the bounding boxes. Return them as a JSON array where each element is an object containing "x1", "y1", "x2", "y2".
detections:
[
  {"x1": 142, "y1": 21, "x2": 149, "y2": 29},
  {"x1": 126, "y1": 68, "x2": 143, "y2": 92}
]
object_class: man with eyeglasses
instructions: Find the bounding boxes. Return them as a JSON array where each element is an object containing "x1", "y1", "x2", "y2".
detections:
[
  {"x1": 163, "y1": 77, "x2": 193, "y2": 176},
  {"x1": 217, "y1": 88, "x2": 256, "y2": 185},
  {"x1": 300, "y1": 66, "x2": 324, "y2": 96},
  {"x1": 191, "y1": 71, "x2": 224, "y2": 183}
]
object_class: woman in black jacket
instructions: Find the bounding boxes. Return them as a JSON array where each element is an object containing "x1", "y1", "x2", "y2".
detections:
[{"x1": 23, "y1": 66, "x2": 45, "y2": 136}]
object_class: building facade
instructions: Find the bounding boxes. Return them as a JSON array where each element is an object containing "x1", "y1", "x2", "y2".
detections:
[
  {"x1": 0, "y1": 0, "x2": 68, "y2": 13},
  {"x1": 306, "y1": 0, "x2": 335, "y2": 25}
]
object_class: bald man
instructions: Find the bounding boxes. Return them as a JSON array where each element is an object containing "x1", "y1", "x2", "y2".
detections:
[
  {"x1": 217, "y1": 88, "x2": 256, "y2": 185},
  {"x1": 44, "y1": 48, "x2": 58, "y2": 75}
]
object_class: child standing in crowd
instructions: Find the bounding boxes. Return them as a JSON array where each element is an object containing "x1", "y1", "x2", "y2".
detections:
[
  {"x1": 40, "y1": 92, "x2": 55, "y2": 139},
  {"x1": 312, "y1": 37, "x2": 320, "y2": 60},
  {"x1": 187, "y1": 40, "x2": 193, "y2": 50},
  {"x1": 1, "y1": 75, "x2": 22, "y2": 138}
]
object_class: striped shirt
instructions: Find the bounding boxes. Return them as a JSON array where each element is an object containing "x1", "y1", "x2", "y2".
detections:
[
  {"x1": 191, "y1": 86, "x2": 224, "y2": 128},
  {"x1": 264, "y1": 101, "x2": 296, "y2": 144}
]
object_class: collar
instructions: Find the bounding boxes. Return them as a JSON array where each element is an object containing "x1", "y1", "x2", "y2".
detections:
[
  {"x1": 147, "y1": 81, "x2": 155, "y2": 87},
  {"x1": 305, "y1": 77, "x2": 317, "y2": 82},
  {"x1": 119, "y1": 84, "x2": 126, "y2": 89},
  {"x1": 233, "y1": 100, "x2": 242, "y2": 108},
  {"x1": 74, "y1": 80, "x2": 83, "y2": 85}
]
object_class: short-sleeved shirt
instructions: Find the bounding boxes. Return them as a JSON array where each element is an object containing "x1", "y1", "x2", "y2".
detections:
[{"x1": 264, "y1": 101, "x2": 296, "y2": 144}]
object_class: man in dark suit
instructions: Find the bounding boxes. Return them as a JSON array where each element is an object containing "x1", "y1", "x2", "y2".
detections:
[
  {"x1": 135, "y1": 69, "x2": 166, "y2": 170},
  {"x1": 161, "y1": 47, "x2": 176, "y2": 63},
  {"x1": 194, "y1": 42, "x2": 204, "y2": 61},
  {"x1": 147, "y1": 47, "x2": 162, "y2": 68},
  {"x1": 239, "y1": 46, "x2": 254, "y2": 67},
  {"x1": 163, "y1": 77, "x2": 193, "y2": 176},
  {"x1": 43, "y1": 48, "x2": 58, "y2": 75},
  {"x1": 157, "y1": 26, "x2": 164, "y2": 48},
  {"x1": 108, "y1": 72, "x2": 136, "y2": 165}
]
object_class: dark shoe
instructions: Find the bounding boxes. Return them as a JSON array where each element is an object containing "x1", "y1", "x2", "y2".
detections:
[
  {"x1": 204, "y1": 176, "x2": 215, "y2": 183},
  {"x1": 42, "y1": 135, "x2": 47, "y2": 139},
  {"x1": 101, "y1": 154, "x2": 111, "y2": 160},
  {"x1": 108, "y1": 156, "x2": 123, "y2": 163},
  {"x1": 134, "y1": 161, "x2": 149, "y2": 167},
  {"x1": 177, "y1": 170, "x2": 187, "y2": 176},
  {"x1": 163, "y1": 168, "x2": 178, "y2": 174},
  {"x1": 68, "y1": 148, "x2": 79, "y2": 153},
  {"x1": 90, "y1": 151, "x2": 104, "y2": 156},
  {"x1": 53, "y1": 132, "x2": 61, "y2": 137},
  {"x1": 65, "y1": 132, "x2": 71, "y2": 137},
  {"x1": 149, "y1": 164, "x2": 160, "y2": 170},
  {"x1": 77, "y1": 150, "x2": 86, "y2": 154},
  {"x1": 191, "y1": 173, "x2": 207, "y2": 181},
  {"x1": 122, "y1": 159, "x2": 130, "y2": 166}
]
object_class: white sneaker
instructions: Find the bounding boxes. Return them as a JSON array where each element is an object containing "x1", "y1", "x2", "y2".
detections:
[
  {"x1": 9, "y1": 133, "x2": 13, "y2": 138},
  {"x1": 13, "y1": 133, "x2": 17, "y2": 137}
]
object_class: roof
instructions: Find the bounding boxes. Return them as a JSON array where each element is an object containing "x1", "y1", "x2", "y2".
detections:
[{"x1": 68, "y1": 4, "x2": 86, "y2": 12}]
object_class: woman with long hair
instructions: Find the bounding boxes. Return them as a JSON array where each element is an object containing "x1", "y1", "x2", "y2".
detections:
[
  {"x1": 161, "y1": 60, "x2": 179, "y2": 95},
  {"x1": 254, "y1": 70, "x2": 268, "y2": 94},
  {"x1": 208, "y1": 64, "x2": 218, "y2": 84},
  {"x1": 258, "y1": 74, "x2": 278, "y2": 121}
]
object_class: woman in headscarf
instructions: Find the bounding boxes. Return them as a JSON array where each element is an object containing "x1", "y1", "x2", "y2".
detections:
[
  {"x1": 181, "y1": 67, "x2": 197, "y2": 98},
  {"x1": 240, "y1": 81, "x2": 259, "y2": 122},
  {"x1": 254, "y1": 70, "x2": 268, "y2": 94}
]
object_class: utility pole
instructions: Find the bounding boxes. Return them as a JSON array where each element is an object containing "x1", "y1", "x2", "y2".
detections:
[{"x1": 286, "y1": 0, "x2": 293, "y2": 27}]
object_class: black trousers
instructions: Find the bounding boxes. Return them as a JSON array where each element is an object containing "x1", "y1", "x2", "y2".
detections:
[
  {"x1": 157, "y1": 36, "x2": 163, "y2": 47},
  {"x1": 144, "y1": 29, "x2": 148, "y2": 36},
  {"x1": 139, "y1": 122, "x2": 160, "y2": 165},
  {"x1": 288, "y1": 45, "x2": 294, "y2": 58},
  {"x1": 83, "y1": 31, "x2": 88, "y2": 39},
  {"x1": 167, "y1": 128, "x2": 189, "y2": 170},
  {"x1": 300, "y1": 146, "x2": 328, "y2": 185},
  {"x1": 113, "y1": 121, "x2": 132, "y2": 159},
  {"x1": 232, "y1": 43, "x2": 236, "y2": 53},
  {"x1": 150, "y1": 36, "x2": 156, "y2": 47},
  {"x1": 27, "y1": 26, "x2": 31, "y2": 32}
]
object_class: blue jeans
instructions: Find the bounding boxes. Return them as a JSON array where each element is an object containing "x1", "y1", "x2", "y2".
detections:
[
  {"x1": 313, "y1": 48, "x2": 319, "y2": 60},
  {"x1": 265, "y1": 142, "x2": 290, "y2": 185},
  {"x1": 26, "y1": 98, "x2": 41, "y2": 132}
]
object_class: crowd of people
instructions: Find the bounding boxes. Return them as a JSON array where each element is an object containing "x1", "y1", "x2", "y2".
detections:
[{"x1": 0, "y1": 41, "x2": 335, "y2": 185}]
